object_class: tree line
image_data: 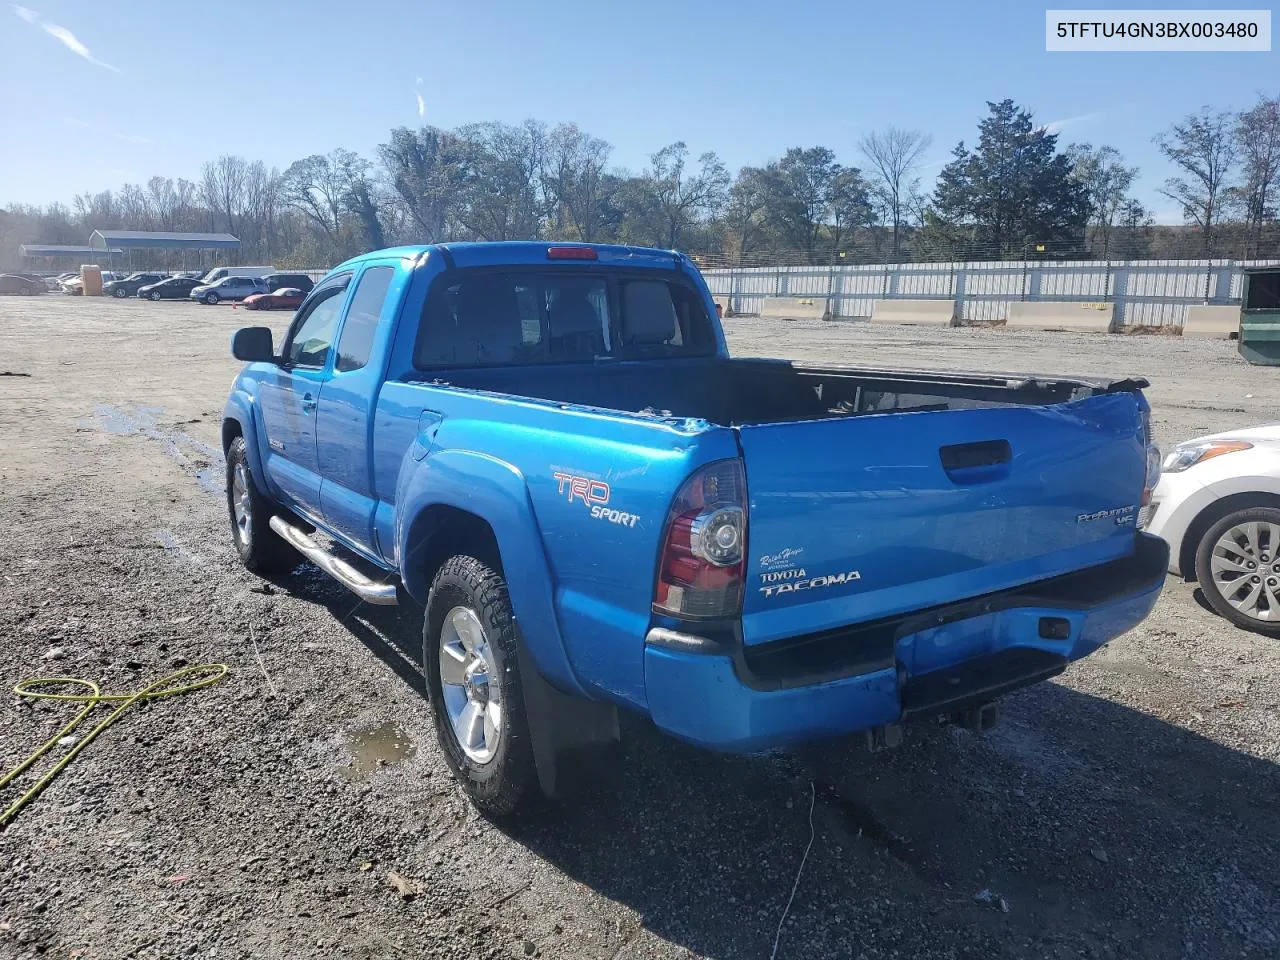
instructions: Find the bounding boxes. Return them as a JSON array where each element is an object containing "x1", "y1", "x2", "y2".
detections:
[{"x1": 3, "y1": 94, "x2": 1279, "y2": 271}]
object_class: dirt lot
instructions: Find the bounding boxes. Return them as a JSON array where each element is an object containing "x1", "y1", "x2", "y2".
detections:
[{"x1": 1, "y1": 296, "x2": 1278, "y2": 960}]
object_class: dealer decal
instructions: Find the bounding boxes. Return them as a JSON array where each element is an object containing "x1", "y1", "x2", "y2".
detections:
[
  {"x1": 553, "y1": 471, "x2": 640, "y2": 528},
  {"x1": 759, "y1": 546, "x2": 805, "y2": 571}
]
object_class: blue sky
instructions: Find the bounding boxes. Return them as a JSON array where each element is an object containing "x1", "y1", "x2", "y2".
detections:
[{"x1": 1, "y1": 0, "x2": 1276, "y2": 223}]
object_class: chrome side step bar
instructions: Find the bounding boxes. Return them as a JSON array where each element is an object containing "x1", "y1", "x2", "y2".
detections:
[{"x1": 268, "y1": 515, "x2": 398, "y2": 605}]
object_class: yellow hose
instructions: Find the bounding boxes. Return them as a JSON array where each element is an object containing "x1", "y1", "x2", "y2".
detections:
[{"x1": 1, "y1": 664, "x2": 228, "y2": 828}]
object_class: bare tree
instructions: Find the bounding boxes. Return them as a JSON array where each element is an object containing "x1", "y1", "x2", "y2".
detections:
[
  {"x1": 1234, "y1": 94, "x2": 1280, "y2": 255},
  {"x1": 542, "y1": 123, "x2": 612, "y2": 241},
  {"x1": 828, "y1": 167, "x2": 874, "y2": 257},
  {"x1": 1154, "y1": 108, "x2": 1237, "y2": 255},
  {"x1": 146, "y1": 177, "x2": 178, "y2": 230},
  {"x1": 279, "y1": 152, "x2": 350, "y2": 240},
  {"x1": 1066, "y1": 143, "x2": 1139, "y2": 257},
  {"x1": 858, "y1": 127, "x2": 931, "y2": 258},
  {"x1": 724, "y1": 167, "x2": 771, "y2": 264},
  {"x1": 455, "y1": 120, "x2": 546, "y2": 241},
  {"x1": 118, "y1": 183, "x2": 151, "y2": 229},
  {"x1": 174, "y1": 179, "x2": 198, "y2": 231},
  {"x1": 199, "y1": 155, "x2": 250, "y2": 237},
  {"x1": 241, "y1": 161, "x2": 281, "y2": 259},
  {"x1": 378, "y1": 126, "x2": 470, "y2": 242},
  {"x1": 337, "y1": 153, "x2": 387, "y2": 251},
  {"x1": 646, "y1": 142, "x2": 729, "y2": 249}
]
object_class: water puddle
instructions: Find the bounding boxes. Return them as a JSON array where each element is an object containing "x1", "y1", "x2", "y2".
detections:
[
  {"x1": 82, "y1": 403, "x2": 224, "y2": 494},
  {"x1": 343, "y1": 722, "x2": 416, "y2": 779},
  {"x1": 153, "y1": 529, "x2": 205, "y2": 567}
]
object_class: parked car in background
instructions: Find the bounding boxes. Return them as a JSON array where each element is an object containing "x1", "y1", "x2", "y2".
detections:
[
  {"x1": 190, "y1": 276, "x2": 267, "y2": 305},
  {"x1": 45, "y1": 272, "x2": 77, "y2": 291},
  {"x1": 0, "y1": 274, "x2": 45, "y2": 295},
  {"x1": 104, "y1": 272, "x2": 166, "y2": 298},
  {"x1": 242, "y1": 287, "x2": 305, "y2": 311},
  {"x1": 1145, "y1": 424, "x2": 1280, "y2": 636},
  {"x1": 199, "y1": 266, "x2": 276, "y2": 284},
  {"x1": 137, "y1": 276, "x2": 203, "y2": 301},
  {"x1": 262, "y1": 272, "x2": 315, "y2": 295},
  {"x1": 60, "y1": 271, "x2": 122, "y2": 295}
]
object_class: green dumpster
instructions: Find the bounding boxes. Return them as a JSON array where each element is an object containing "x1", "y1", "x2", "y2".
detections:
[{"x1": 1240, "y1": 267, "x2": 1280, "y2": 366}]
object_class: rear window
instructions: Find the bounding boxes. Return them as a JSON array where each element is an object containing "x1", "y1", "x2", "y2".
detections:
[
  {"x1": 1246, "y1": 271, "x2": 1280, "y2": 310},
  {"x1": 414, "y1": 270, "x2": 714, "y2": 368}
]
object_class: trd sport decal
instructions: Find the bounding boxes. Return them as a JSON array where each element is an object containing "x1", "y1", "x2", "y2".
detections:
[{"x1": 553, "y1": 471, "x2": 640, "y2": 529}]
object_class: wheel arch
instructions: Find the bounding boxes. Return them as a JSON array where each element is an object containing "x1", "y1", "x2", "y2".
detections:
[
  {"x1": 401, "y1": 504, "x2": 504, "y2": 601},
  {"x1": 221, "y1": 391, "x2": 270, "y2": 498},
  {"x1": 395, "y1": 449, "x2": 586, "y2": 698},
  {"x1": 1180, "y1": 491, "x2": 1280, "y2": 580}
]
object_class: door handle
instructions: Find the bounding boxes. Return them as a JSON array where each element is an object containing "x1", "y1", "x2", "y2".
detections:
[{"x1": 301, "y1": 392, "x2": 317, "y2": 413}]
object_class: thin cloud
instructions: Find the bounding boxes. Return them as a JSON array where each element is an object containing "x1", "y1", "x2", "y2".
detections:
[
  {"x1": 415, "y1": 76, "x2": 423, "y2": 85},
  {"x1": 416, "y1": 92, "x2": 426, "y2": 118},
  {"x1": 13, "y1": 5, "x2": 120, "y2": 72},
  {"x1": 1041, "y1": 112, "x2": 1104, "y2": 135},
  {"x1": 63, "y1": 116, "x2": 152, "y2": 144}
]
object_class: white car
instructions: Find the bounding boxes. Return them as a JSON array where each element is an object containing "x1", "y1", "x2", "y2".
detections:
[{"x1": 1144, "y1": 423, "x2": 1280, "y2": 635}]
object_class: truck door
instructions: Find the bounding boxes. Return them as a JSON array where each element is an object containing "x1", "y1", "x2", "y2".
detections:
[
  {"x1": 314, "y1": 263, "x2": 400, "y2": 551},
  {"x1": 257, "y1": 273, "x2": 351, "y2": 513}
]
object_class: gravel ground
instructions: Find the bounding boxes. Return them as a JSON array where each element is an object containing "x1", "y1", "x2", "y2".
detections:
[{"x1": 1, "y1": 297, "x2": 1278, "y2": 960}]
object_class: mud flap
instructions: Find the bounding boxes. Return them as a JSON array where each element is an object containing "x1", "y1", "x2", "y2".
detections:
[{"x1": 515, "y1": 630, "x2": 620, "y2": 798}]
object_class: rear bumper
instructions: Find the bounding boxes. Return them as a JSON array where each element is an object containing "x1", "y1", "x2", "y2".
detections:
[{"x1": 642, "y1": 533, "x2": 1168, "y2": 752}]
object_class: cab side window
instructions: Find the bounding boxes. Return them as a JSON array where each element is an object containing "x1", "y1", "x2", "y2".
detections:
[
  {"x1": 335, "y1": 266, "x2": 395, "y2": 373},
  {"x1": 285, "y1": 276, "x2": 351, "y2": 368}
]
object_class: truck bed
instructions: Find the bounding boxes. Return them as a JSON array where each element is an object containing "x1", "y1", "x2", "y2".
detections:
[{"x1": 424, "y1": 357, "x2": 1145, "y2": 427}]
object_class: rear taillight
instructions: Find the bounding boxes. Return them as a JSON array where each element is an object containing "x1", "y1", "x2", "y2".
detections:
[{"x1": 654, "y1": 460, "x2": 747, "y2": 619}]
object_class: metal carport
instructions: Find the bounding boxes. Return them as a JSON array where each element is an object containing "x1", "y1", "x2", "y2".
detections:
[
  {"x1": 20, "y1": 244, "x2": 123, "y2": 268},
  {"x1": 88, "y1": 230, "x2": 241, "y2": 271}
]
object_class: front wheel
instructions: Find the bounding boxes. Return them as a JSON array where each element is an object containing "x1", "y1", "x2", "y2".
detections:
[
  {"x1": 424, "y1": 556, "x2": 538, "y2": 817},
  {"x1": 225, "y1": 436, "x2": 296, "y2": 575},
  {"x1": 1195, "y1": 506, "x2": 1280, "y2": 637},
  {"x1": 113, "y1": 287, "x2": 128, "y2": 298},
  {"x1": 150, "y1": 290, "x2": 162, "y2": 301},
  {"x1": 204, "y1": 292, "x2": 220, "y2": 305}
]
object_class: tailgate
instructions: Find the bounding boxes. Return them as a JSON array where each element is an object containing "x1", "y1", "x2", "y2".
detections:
[{"x1": 736, "y1": 392, "x2": 1146, "y2": 645}]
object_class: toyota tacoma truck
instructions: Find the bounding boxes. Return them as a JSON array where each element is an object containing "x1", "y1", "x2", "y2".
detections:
[{"x1": 222, "y1": 241, "x2": 1168, "y2": 814}]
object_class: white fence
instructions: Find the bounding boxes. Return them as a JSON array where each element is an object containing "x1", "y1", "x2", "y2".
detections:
[{"x1": 701, "y1": 259, "x2": 1280, "y2": 326}]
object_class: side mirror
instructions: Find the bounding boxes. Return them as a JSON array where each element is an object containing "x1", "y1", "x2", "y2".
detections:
[{"x1": 232, "y1": 326, "x2": 276, "y2": 363}]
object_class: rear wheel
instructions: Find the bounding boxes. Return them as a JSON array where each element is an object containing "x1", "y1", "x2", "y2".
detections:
[
  {"x1": 1194, "y1": 506, "x2": 1280, "y2": 637},
  {"x1": 424, "y1": 556, "x2": 538, "y2": 817}
]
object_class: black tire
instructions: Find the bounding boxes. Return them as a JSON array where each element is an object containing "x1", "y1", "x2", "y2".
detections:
[
  {"x1": 1194, "y1": 505, "x2": 1280, "y2": 637},
  {"x1": 423, "y1": 556, "x2": 538, "y2": 817},
  {"x1": 113, "y1": 287, "x2": 127, "y2": 298},
  {"x1": 150, "y1": 290, "x2": 162, "y2": 301},
  {"x1": 225, "y1": 435, "x2": 296, "y2": 575},
  {"x1": 205, "y1": 292, "x2": 220, "y2": 305}
]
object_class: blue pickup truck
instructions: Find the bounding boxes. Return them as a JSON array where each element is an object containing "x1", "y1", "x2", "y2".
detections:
[{"x1": 223, "y1": 241, "x2": 1168, "y2": 814}]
